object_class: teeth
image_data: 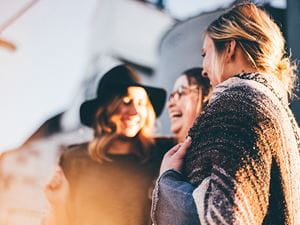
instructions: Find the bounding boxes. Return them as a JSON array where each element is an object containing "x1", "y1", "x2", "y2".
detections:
[
  {"x1": 170, "y1": 112, "x2": 182, "y2": 118},
  {"x1": 123, "y1": 118, "x2": 140, "y2": 125},
  {"x1": 127, "y1": 120, "x2": 139, "y2": 124}
]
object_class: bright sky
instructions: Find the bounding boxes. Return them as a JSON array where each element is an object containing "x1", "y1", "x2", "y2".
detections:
[
  {"x1": 164, "y1": 0, "x2": 286, "y2": 20},
  {"x1": 0, "y1": 0, "x2": 286, "y2": 152},
  {"x1": 0, "y1": 0, "x2": 97, "y2": 151}
]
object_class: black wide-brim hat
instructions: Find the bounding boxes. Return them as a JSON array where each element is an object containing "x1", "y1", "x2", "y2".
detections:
[{"x1": 80, "y1": 65, "x2": 167, "y2": 127}]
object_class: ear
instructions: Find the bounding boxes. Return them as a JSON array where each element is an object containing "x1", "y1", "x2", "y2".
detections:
[{"x1": 224, "y1": 40, "x2": 237, "y2": 63}]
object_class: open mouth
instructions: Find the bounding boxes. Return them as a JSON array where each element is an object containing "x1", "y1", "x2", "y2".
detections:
[
  {"x1": 123, "y1": 117, "x2": 140, "y2": 126},
  {"x1": 170, "y1": 111, "x2": 182, "y2": 120}
]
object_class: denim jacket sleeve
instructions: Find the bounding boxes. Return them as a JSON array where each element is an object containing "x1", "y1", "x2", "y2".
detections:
[{"x1": 151, "y1": 169, "x2": 200, "y2": 225}]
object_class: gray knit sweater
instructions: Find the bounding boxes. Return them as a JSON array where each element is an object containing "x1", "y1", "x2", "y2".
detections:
[{"x1": 184, "y1": 73, "x2": 300, "y2": 225}]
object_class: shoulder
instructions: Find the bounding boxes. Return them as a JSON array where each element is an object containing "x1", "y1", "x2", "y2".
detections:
[
  {"x1": 204, "y1": 74, "x2": 282, "y2": 122},
  {"x1": 210, "y1": 73, "x2": 287, "y2": 108},
  {"x1": 189, "y1": 74, "x2": 281, "y2": 145},
  {"x1": 67, "y1": 142, "x2": 88, "y2": 151},
  {"x1": 211, "y1": 76, "x2": 263, "y2": 104},
  {"x1": 154, "y1": 137, "x2": 176, "y2": 152},
  {"x1": 59, "y1": 142, "x2": 90, "y2": 163},
  {"x1": 150, "y1": 137, "x2": 176, "y2": 160}
]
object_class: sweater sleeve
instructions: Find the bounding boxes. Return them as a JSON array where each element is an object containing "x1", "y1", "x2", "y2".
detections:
[
  {"x1": 185, "y1": 84, "x2": 274, "y2": 224},
  {"x1": 151, "y1": 169, "x2": 200, "y2": 225}
]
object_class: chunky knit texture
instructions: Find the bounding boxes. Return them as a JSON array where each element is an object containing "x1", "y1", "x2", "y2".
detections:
[{"x1": 184, "y1": 73, "x2": 300, "y2": 225}]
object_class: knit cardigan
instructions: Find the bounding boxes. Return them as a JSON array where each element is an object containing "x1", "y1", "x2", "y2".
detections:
[{"x1": 184, "y1": 73, "x2": 300, "y2": 225}]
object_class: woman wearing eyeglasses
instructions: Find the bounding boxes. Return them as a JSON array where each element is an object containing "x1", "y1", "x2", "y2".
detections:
[
  {"x1": 150, "y1": 68, "x2": 211, "y2": 225},
  {"x1": 167, "y1": 68, "x2": 211, "y2": 142}
]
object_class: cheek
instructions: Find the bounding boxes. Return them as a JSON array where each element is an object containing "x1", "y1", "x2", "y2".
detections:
[
  {"x1": 203, "y1": 55, "x2": 210, "y2": 71},
  {"x1": 183, "y1": 98, "x2": 198, "y2": 118},
  {"x1": 118, "y1": 107, "x2": 125, "y2": 114},
  {"x1": 177, "y1": 98, "x2": 187, "y2": 109},
  {"x1": 110, "y1": 114, "x2": 121, "y2": 128},
  {"x1": 167, "y1": 100, "x2": 172, "y2": 110},
  {"x1": 203, "y1": 57, "x2": 208, "y2": 69},
  {"x1": 138, "y1": 107, "x2": 148, "y2": 121},
  {"x1": 115, "y1": 106, "x2": 126, "y2": 119}
]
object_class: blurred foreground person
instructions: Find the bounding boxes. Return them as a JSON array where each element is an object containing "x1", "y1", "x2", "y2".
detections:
[
  {"x1": 43, "y1": 65, "x2": 169, "y2": 225},
  {"x1": 167, "y1": 67, "x2": 211, "y2": 142},
  {"x1": 152, "y1": 3, "x2": 300, "y2": 225}
]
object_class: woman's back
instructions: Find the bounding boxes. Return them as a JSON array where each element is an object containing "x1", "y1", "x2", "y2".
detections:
[{"x1": 184, "y1": 73, "x2": 300, "y2": 224}]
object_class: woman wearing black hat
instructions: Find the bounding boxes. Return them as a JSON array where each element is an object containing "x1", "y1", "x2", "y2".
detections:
[{"x1": 43, "y1": 65, "x2": 171, "y2": 225}]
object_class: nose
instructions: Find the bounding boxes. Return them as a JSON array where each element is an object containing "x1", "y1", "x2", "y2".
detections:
[
  {"x1": 128, "y1": 102, "x2": 138, "y2": 116},
  {"x1": 167, "y1": 95, "x2": 176, "y2": 110},
  {"x1": 167, "y1": 95, "x2": 174, "y2": 106}
]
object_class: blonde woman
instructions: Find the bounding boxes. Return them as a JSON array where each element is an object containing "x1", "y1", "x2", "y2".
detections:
[
  {"x1": 152, "y1": 3, "x2": 300, "y2": 225},
  {"x1": 43, "y1": 65, "x2": 170, "y2": 225}
]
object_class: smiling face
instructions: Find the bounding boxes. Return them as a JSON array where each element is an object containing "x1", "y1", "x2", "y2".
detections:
[
  {"x1": 201, "y1": 35, "x2": 224, "y2": 87},
  {"x1": 110, "y1": 86, "x2": 149, "y2": 138},
  {"x1": 167, "y1": 75, "x2": 202, "y2": 142}
]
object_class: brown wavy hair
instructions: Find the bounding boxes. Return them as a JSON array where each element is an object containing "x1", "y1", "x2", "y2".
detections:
[
  {"x1": 88, "y1": 90, "x2": 156, "y2": 163},
  {"x1": 206, "y1": 2, "x2": 297, "y2": 97},
  {"x1": 183, "y1": 67, "x2": 212, "y2": 112}
]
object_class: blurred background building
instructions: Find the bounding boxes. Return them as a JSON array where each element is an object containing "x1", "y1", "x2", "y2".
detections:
[
  {"x1": 1, "y1": 0, "x2": 298, "y2": 152},
  {"x1": 0, "y1": 0, "x2": 299, "y2": 224}
]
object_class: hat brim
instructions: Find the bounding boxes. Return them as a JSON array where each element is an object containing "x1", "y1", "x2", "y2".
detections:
[
  {"x1": 80, "y1": 84, "x2": 166, "y2": 127},
  {"x1": 136, "y1": 84, "x2": 166, "y2": 117},
  {"x1": 80, "y1": 98, "x2": 102, "y2": 127}
]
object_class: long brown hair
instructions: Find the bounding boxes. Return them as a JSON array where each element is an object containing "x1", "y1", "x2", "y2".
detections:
[
  {"x1": 206, "y1": 2, "x2": 297, "y2": 97},
  {"x1": 88, "y1": 89, "x2": 156, "y2": 163}
]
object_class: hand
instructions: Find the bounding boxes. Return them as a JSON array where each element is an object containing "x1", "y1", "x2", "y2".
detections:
[
  {"x1": 44, "y1": 166, "x2": 69, "y2": 206},
  {"x1": 43, "y1": 166, "x2": 70, "y2": 225},
  {"x1": 159, "y1": 136, "x2": 191, "y2": 176}
]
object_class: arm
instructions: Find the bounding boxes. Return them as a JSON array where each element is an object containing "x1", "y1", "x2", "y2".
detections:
[
  {"x1": 43, "y1": 166, "x2": 70, "y2": 225},
  {"x1": 151, "y1": 138, "x2": 200, "y2": 225},
  {"x1": 151, "y1": 169, "x2": 200, "y2": 225}
]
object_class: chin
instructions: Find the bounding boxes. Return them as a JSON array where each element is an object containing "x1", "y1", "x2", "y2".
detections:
[
  {"x1": 171, "y1": 131, "x2": 181, "y2": 141},
  {"x1": 123, "y1": 133, "x2": 137, "y2": 138},
  {"x1": 124, "y1": 129, "x2": 140, "y2": 138},
  {"x1": 175, "y1": 135, "x2": 185, "y2": 142},
  {"x1": 171, "y1": 125, "x2": 181, "y2": 134}
]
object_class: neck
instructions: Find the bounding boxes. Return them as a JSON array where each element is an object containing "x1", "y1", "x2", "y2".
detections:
[
  {"x1": 221, "y1": 47, "x2": 258, "y2": 82},
  {"x1": 108, "y1": 137, "x2": 137, "y2": 155},
  {"x1": 221, "y1": 67, "x2": 257, "y2": 82}
]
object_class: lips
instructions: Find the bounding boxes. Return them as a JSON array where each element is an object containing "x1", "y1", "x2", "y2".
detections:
[
  {"x1": 122, "y1": 117, "x2": 140, "y2": 126},
  {"x1": 169, "y1": 109, "x2": 183, "y2": 135},
  {"x1": 169, "y1": 111, "x2": 182, "y2": 120}
]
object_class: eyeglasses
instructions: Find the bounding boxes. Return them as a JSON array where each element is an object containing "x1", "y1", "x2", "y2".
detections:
[{"x1": 168, "y1": 85, "x2": 199, "y2": 101}]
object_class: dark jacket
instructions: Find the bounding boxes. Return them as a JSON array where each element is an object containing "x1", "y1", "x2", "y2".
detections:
[{"x1": 184, "y1": 73, "x2": 300, "y2": 224}]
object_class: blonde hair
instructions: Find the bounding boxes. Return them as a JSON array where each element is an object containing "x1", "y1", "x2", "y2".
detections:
[
  {"x1": 88, "y1": 91, "x2": 156, "y2": 163},
  {"x1": 206, "y1": 2, "x2": 297, "y2": 97}
]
